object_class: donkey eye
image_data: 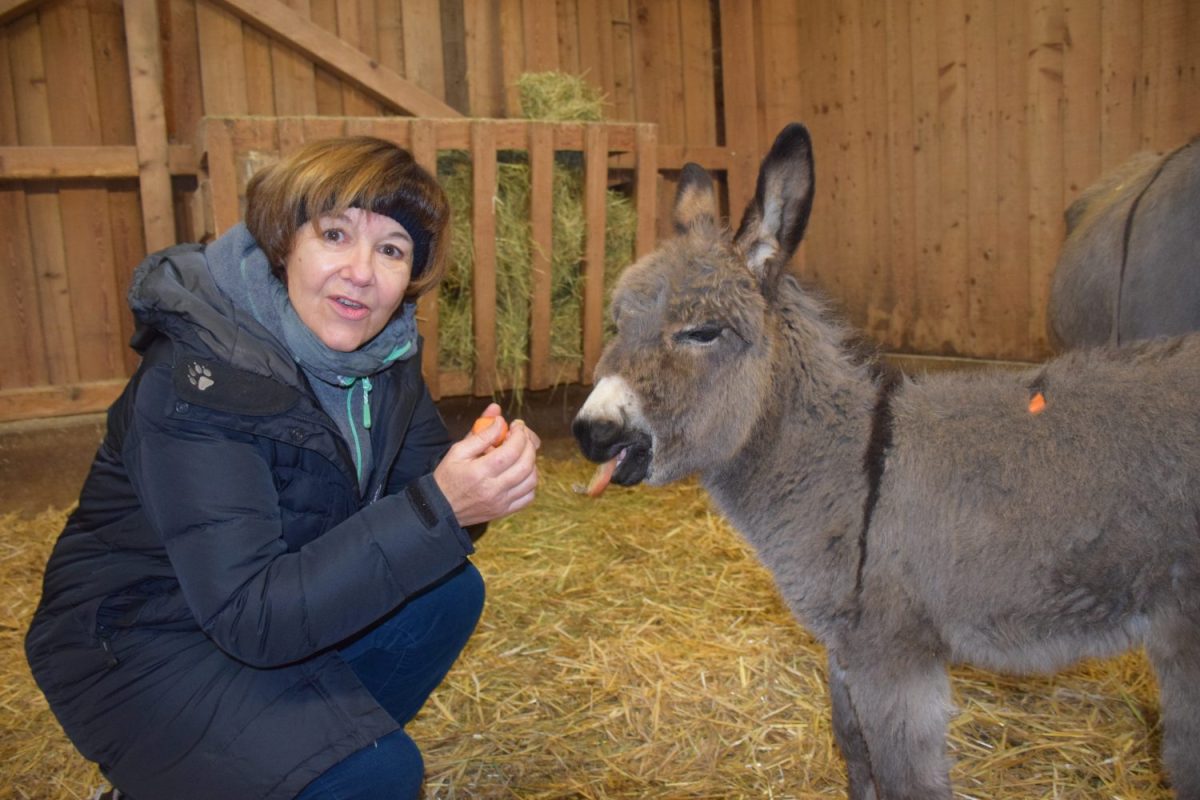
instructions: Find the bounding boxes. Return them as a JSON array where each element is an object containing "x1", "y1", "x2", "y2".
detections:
[{"x1": 675, "y1": 325, "x2": 724, "y2": 345}]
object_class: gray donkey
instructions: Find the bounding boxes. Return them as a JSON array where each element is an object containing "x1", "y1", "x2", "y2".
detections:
[
  {"x1": 573, "y1": 123, "x2": 1200, "y2": 799},
  {"x1": 1048, "y1": 136, "x2": 1200, "y2": 349}
]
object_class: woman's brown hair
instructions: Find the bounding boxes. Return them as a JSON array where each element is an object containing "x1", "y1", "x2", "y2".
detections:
[{"x1": 244, "y1": 136, "x2": 450, "y2": 298}]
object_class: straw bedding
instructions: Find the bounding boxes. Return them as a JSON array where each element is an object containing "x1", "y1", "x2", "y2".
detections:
[{"x1": 1, "y1": 455, "x2": 1170, "y2": 799}]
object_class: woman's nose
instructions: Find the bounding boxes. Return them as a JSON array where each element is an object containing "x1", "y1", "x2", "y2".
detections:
[{"x1": 340, "y1": 243, "x2": 374, "y2": 285}]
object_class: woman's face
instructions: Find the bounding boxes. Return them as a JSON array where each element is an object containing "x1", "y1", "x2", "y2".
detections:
[{"x1": 285, "y1": 208, "x2": 414, "y2": 352}]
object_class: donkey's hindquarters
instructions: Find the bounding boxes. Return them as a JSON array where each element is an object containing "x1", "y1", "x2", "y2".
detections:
[{"x1": 1048, "y1": 137, "x2": 1200, "y2": 349}]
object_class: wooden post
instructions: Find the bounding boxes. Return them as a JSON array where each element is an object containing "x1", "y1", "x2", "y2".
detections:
[
  {"x1": 124, "y1": 0, "x2": 177, "y2": 252},
  {"x1": 471, "y1": 121, "x2": 498, "y2": 396},
  {"x1": 410, "y1": 119, "x2": 442, "y2": 400},
  {"x1": 527, "y1": 122, "x2": 555, "y2": 390},
  {"x1": 581, "y1": 124, "x2": 608, "y2": 383}
]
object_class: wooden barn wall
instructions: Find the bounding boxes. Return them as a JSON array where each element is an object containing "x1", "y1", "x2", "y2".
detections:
[
  {"x1": 2, "y1": 0, "x2": 1199, "y2": 422},
  {"x1": 754, "y1": 0, "x2": 1200, "y2": 361}
]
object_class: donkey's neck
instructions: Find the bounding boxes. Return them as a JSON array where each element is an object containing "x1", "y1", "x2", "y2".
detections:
[{"x1": 703, "y1": 283, "x2": 882, "y2": 636}]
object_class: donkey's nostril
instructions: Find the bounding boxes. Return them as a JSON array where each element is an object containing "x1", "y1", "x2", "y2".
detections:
[{"x1": 572, "y1": 416, "x2": 625, "y2": 462}]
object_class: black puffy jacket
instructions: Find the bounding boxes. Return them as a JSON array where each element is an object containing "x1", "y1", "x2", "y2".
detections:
[{"x1": 25, "y1": 241, "x2": 475, "y2": 799}]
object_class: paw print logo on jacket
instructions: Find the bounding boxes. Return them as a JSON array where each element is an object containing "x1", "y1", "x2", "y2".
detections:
[{"x1": 187, "y1": 362, "x2": 214, "y2": 391}]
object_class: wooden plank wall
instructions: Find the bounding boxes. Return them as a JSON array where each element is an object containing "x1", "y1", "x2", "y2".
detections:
[
  {"x1": 3, "y1": 0, "x2": 1199, "y2": 422},
  {"x1": 755, "y1": 0, "x2": 1200, "y2": 361}
]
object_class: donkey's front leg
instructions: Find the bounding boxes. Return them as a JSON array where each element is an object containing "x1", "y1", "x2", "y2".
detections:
[
  {"x1": 828, "y1": 653, "x2": 877, "y2": 800},
  {"x1": 840, "y1": 651, "x2": 954, "y2": 800}
]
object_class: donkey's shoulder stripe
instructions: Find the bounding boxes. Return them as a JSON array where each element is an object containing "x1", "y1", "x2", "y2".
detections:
[{"x1": 854, "y1": 369, "x2": 900, "y2": 615}]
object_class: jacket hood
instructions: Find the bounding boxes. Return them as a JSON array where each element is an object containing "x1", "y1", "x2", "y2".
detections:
[{"x1": 128, "y1": 233, "x2": 305, "y2": 389}]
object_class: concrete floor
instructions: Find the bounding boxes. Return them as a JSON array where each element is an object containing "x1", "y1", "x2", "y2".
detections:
[{"x1": 0, "y1": 387, "x2": 588, "y2": 517}]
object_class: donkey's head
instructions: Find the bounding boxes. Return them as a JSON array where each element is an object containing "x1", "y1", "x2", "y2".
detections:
[{"x1": 573, "y1": 123, "x2": 816, "y2": 487}]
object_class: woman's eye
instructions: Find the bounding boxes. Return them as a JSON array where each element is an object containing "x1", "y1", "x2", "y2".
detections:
[
  {"x1": 380, "y1": 243, "x2": 409, "y2": 260},
  {"x1": 322, "y1": 227, "x2": 345, "y2": 243}
]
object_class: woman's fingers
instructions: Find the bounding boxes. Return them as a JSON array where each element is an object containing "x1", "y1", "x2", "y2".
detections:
[
  {"x1": 435, "y1": 417, "x2": 542, "y2": 526},
  {"x1": 506, "y1": 488, "x2": 537, "y2": 515},
  {"x1": 512, "y1": 419, "x2": 541, "y2": 450}
]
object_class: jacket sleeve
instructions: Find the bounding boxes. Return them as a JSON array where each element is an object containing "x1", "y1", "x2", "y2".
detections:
[
  {"x1": 385, "y1": 384, "x2": 491, "y2": 541},
  {"x1": 125, "y1": 368, "x2": 474, "y2": 669},
  {"x1": 385, "y1": 382, "x2": 453, "y2": 494}
]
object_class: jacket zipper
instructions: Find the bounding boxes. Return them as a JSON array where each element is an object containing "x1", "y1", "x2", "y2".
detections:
[{"x1": 97, "y1": 625, "x2": 119, "y2": 668}]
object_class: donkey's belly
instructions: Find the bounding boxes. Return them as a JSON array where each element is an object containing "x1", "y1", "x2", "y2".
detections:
[{"x1": 944, "y1": 613, "x2": 1149, "y2": 675}]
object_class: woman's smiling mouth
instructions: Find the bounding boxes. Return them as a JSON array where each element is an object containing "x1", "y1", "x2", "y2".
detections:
[{"x1": 331, "y1": 295, "x2": 370, "y2": 320}]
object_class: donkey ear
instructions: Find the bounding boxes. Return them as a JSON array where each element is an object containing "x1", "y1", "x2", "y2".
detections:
[
  {"x1": 733, "y1": 123, "x2": 815, "y2": 285},
  {"x1": 672, "y1": 163, "x2": 719, "y2": 236}
]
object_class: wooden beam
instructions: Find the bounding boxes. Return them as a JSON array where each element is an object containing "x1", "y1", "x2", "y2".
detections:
[
  {"x1": 654, "y1": 144, "x2": 731, "y2": 171},
  {"x1": 168, "y1": 144, "x2": 198, "y2": 175},
  {"x1": 0, "y1": 145, "x2": 197, "y2": 179},
  {"x1": 211, "y1": 0, "x2": 464, "y2": 117},
  {"x1": 0, "y1": 379, "x2": 126, "y2": 422},
  {"x1": 0, "y1": 146, "x2": 137, "y2": 179},
  {"x1": 0, "y1": 0, "x2": 43, "y2": 25},
  {"x1": 124, "y1": 0, "x2": 177, "y2": 251}
]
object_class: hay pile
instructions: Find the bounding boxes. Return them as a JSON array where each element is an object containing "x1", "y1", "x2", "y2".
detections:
[
  {"x1": 1, "y1": 509, "x2": 104, "y2": 798},
  {"x1": 515, "y1": 73, "x2": 606, "y2": 123},
  {"x1": 1, "y1": 456, "x2": 1170, "y2": 799},
  {"x1": 436, "y1": 73, "x2": 637, "y2": 394}
]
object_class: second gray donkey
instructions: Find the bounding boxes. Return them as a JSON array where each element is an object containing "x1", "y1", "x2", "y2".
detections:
[{"x1": 573, "y1": 123, "x2": 1200, "y2": 799}]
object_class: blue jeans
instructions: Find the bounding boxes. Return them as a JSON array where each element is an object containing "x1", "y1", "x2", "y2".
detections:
[{"x1": 295, "y1": 562, "x2": 485, "y2": 800}]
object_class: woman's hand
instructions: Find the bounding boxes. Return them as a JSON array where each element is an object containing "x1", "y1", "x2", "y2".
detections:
[{"x1": 433, "y1": 403, "x2": 541, "y2": 527}]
